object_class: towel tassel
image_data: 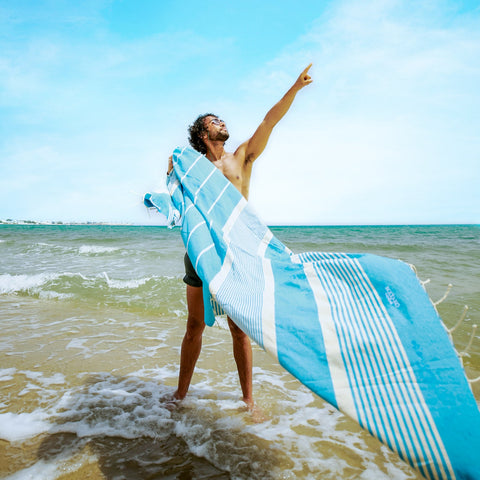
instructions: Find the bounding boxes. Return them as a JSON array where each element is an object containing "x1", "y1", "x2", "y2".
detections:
[
  {"x1": 433, "y1": 283, "x2": 453, "y2": 306},
  {"x1": 410, "y1": 263, "x2": 430, "y2": 288},
  {"x1": 467, "y1": 375, "x2": 480, "y2": 384},
  {"x1": 448, "y1": 305, "x2": 469, "y2": 335},
  {"x1": 460, "y1": 324, "x2": 478, "y2": 358},
  {"x1": 412, "y1": 271, "x2": 479, "y2": 385},
  {"x1": 462, "y1": 323, "x2": 480, "y2": 385}
]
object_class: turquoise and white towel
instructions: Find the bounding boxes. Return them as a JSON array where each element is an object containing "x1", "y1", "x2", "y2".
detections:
[{"x1": 145, "y1": 146, "x2": 480, "y2": 480}]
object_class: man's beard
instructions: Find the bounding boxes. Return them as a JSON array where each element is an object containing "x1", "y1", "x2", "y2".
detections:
[{"x1": 211, "y1": 130, "x2": 229, "y2": 142}]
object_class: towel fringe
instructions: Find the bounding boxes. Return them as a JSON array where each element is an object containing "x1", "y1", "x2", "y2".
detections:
[
  {"x1": 459, "y1": 324, "x2": 478, "y2": 358},
  {"x1": 433, "y1": 284, "x2": 453, "y2": 306},
  {"x1": 468, "y1": 375, "x2": 480, "y2": 384},
  {"x1": 431, "y1": 285, "x2": 478, "y2": 384},
  {"x1": 410, "y1": 264, "x2": 430, "y2": 288},
  {"x1": 448, "y1": 305, "x2": 469, "y2": 335},
  {"x1": 462, "y1": 323, "x2": 480, "y2": 385}
]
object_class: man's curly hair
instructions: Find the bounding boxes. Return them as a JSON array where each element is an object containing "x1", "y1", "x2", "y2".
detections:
[{"x1": 188, "y1": 113, "x2": 218, "y2": 155}]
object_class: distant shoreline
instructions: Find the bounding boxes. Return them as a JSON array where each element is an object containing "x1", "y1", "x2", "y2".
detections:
[
  {"x1": 1, "y1": 220, "x2": 478, "y2": 228},
  {"x1": 0, "y1": 219, "x2": 134, "y2": 226}
]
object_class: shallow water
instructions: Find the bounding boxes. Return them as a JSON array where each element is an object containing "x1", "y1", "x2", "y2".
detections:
[{"x1": 1, "y1": 224, "x2": 478, "y2": 479}]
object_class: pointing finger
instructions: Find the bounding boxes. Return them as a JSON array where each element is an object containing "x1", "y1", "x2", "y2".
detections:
[{"x1": 303, "y1": 63, "x2": 313, "y2": 74}]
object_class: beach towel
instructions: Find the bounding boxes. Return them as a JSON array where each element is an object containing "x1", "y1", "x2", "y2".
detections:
[{"x1": 144, "y1": 146, "x2": 480, "y2": 480}]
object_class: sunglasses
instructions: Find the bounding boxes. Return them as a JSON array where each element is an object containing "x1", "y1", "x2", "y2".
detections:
[{"x1": 207, "y1": 118, "x2": 225, "y2": 126}]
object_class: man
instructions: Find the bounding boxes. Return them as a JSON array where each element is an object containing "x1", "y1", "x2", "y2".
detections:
[{"x1": 169, "y1": 64, "x2": 313, "y2": 413}]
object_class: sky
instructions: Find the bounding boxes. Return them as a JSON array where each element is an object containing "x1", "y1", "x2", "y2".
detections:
[{"x1": 0, "y1": 0, "x2": 479, "y2": 225}]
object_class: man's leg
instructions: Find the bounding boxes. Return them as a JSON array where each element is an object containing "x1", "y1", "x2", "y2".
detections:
[
  {"x1": 174, "y1": 285, "x2": 205, "y2": 400},
  {"x1": 227, "y1": 317, "x2": 253, "y2": 407}
]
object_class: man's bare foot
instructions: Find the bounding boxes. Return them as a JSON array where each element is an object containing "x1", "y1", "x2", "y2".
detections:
[
  {"x1": 173, "y1": 389, "x2": 184, "y2": 401},
  {"x1": 163, "y1": 391, "x2": 183, "y2": 411},
  {"x1": 243, "y1": 398, "x2": 267, "y2": 423}
]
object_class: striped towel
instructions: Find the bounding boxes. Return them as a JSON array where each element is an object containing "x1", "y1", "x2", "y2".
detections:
[{"x1": 145, "y1": 146, "x2": 480, "y2": 480}]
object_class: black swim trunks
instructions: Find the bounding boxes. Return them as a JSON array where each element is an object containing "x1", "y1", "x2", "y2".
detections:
[{"x1": 183, "y1": 253, "x2": 202, "y2": 287}]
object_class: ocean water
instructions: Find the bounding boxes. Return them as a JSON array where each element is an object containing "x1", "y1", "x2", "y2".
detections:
[{"x1": 0, "y1": 224, "x2": 479, "y2": 480}]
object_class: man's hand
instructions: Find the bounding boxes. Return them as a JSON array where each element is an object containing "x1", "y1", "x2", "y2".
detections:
[
  {"x1": 167, "y1": 155, "x2": 173, "y2": 175},
  {"x1": 293, "y1": 63, "x2": 313, "y2": 91}
]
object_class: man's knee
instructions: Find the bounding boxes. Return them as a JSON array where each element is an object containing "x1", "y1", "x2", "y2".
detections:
[
  {"x1": 185, "y1": 313, "x2": 205, "y2": 340},
  {"x1": 185, "y1": 284, "x2": 205, "y2": 340},
  {"x1": 228, "y1": 317, "x2": 247, "y2": 340}
]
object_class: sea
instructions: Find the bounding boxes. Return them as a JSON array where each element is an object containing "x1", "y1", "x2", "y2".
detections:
[{"x1": 1, "y1": 224, "x2": 479, "y2": 480}]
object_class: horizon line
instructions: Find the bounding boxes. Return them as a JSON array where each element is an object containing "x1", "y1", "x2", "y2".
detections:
[{"x1": 1, "y1": 219, "x2": 479, "y2": 228}]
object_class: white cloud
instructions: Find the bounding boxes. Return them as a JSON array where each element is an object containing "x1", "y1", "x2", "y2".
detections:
[{"x1": 243, "y1": 0, "x2": 480, "y2": 224}]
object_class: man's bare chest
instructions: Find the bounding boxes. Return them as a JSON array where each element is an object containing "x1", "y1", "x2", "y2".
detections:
[{"x1": 212, "y1": 158, "x2": 243, "y2": 189}]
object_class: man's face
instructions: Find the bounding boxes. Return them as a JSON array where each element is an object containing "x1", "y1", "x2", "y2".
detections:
[{"x1": 204, "y1": 116, "x2": 229, "y2": 142}]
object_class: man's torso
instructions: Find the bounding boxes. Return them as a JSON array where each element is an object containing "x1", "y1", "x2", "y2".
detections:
[{"x1": 209, "y1": 151, "x2": 253, "y2": 199}]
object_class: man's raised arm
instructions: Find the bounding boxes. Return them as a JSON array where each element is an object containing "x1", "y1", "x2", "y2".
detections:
[{"x1": 238, "y1": 64, "x2": 313, "y2": 163}]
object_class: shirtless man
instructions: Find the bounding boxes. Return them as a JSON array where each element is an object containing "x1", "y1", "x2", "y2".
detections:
[{"x1": 169, "y1": 64, "x2": 313, "y2": 411}]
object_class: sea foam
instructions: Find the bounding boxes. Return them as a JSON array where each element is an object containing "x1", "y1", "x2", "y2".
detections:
[
  {"x1": 0, "y1": 367, "x2": 16, "y2": 382},
  {"x1": 102, "y1": 271, "x2": 151, "y2": 289},
  {"x1": 0, "y1": 411, "x2": 51, "y2": 442},
  {"x1": 0, "y1": 273, "x2": 57, "y2": 294},
  {"x1": 3, "y1": 460, "x2": 62, "y2": 480},
  {"x1": 78, "y1": 245, "x2": 120, "y2": 254}
]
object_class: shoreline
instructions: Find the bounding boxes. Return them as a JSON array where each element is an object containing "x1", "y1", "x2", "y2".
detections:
[{"x1": 1, "y1": 220, "x2": 478, "y2": 228}]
